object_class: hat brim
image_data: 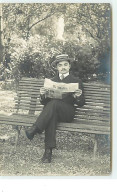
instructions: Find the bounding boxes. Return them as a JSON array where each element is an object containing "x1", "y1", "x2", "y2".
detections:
[{"x1": 51, "y1": 58, "x2": 74, "y2": 66}]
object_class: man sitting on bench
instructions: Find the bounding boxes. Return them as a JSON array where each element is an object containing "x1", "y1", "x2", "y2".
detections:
[{"x1": 25, "y1": 54, "x2": 85, "y2": 163}]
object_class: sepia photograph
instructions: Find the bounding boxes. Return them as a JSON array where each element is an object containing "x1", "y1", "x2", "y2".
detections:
[{"x1": 0, "y1": 3, "x2": 111, "y2": 176}]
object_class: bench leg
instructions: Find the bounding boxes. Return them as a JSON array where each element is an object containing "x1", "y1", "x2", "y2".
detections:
[
  {"x1": 93, "y1": 135, "x2": 98, "y2": 160},
  {"x1": 15, "y1": 126, "x2": 20, "y2": 149}
]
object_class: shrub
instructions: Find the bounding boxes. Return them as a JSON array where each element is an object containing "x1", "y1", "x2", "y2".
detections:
[
  {"x1": 8, "y1": 35, "x2": 63, "y2": 84},
  {"x1": 7, "y1": 34, "x2": 110, "y2": 84}
]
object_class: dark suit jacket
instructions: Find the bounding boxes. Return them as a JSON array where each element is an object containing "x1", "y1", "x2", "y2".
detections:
[{"x1": 40, "y1": 73, "x2": 85, "y2": 107}]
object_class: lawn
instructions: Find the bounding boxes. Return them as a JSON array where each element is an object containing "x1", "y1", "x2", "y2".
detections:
[{"x1": 0, "y1": 84, "x2": 111, "y2": 176}]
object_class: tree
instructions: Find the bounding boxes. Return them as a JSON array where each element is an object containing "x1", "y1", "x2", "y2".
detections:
[
  {"x1": 2, "y1": 3, "x2": 111, "y2": 83},
  {"x1": 63, "y1": 3, "x2": 111, "y2": 81},
  {"x1": 2, "y1": 3, "x2": 66, "y2": 39}
]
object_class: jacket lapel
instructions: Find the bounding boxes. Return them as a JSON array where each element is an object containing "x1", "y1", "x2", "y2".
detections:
[{"x1": 52, "y1": 74, "x2": 73, "y2": 83}]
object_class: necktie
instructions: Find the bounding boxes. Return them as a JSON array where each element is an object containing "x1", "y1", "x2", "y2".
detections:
[{"x1": 60, "y1": 74, "x2": 64, "y2": 80}]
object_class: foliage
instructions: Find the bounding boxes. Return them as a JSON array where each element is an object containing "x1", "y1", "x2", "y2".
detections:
[
  {"x1": 2, "y1": 3, "x2": 111, "y2": 84},
  {"x1": 8, "y1": 34, "x2": 63, "y2": 83},
  {"x1": 63, "y1": 3, "x2": 111, "y2": 81},
  {"x1": 2, "y1": 3, "x2": 65, "y2": 39}
]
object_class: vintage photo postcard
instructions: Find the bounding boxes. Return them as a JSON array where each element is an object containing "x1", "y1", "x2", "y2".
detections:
[{"x1": 0, "y1": 3, "x2": 111, "y2": 176}]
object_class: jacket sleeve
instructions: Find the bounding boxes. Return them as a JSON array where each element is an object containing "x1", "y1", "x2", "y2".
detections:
[
  {"x1": 74, "y1": 79, "x2": 85, "y2": 107},
  {"x1": 40, "y1": 94, "x2": 51, "y2": 105},
  {"x1": 39, "y1": 77, "x2": 55, "y2": 105}
]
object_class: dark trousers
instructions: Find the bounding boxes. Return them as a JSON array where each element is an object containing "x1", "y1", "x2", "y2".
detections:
[{"x1": 34, "y1": 100, "x2": 75, "y2": 149}]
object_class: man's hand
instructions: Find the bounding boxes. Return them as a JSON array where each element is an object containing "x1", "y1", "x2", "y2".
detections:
[
  {"x1": 72, "y1": 89, "x2": 82, "y2": 98},
  {"x1": 40, "y1": 87, "x2": 47, "y2": 95}
]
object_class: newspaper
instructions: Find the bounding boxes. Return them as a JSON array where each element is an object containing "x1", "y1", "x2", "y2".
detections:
[{"x1": 44, "y1": 78, "x2": 79, "y2": 99}]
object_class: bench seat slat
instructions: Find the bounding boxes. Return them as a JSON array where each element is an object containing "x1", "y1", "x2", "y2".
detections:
[
  {"x1": 57, "y1": 127, "x2": 110, "y2": 135},
  {"x1": 74, "y1": 114, "x2": 110, "y2": 121},
  {"x1": 0, "y1": 114, "x2": 109, "y2": 126},
  {"x1": 74, "y1": 119, "x2": 110, "y2": 125},
  {"x1": 0, "y1": 115, "x2": 37, "y2": 122},
  {"x1": 57, "y1": 122, "x2": 110, "y2": 131},
  {"x1": 0, "y1": 114, "x2": 110, "y2": 126},
  {"x1": 13, "y1": 111, "x2": 110, "y2": 119},
  {"x1": 0, "y1": 120, "x2": 110, "y2": 135},
  {"x1": 57, "y1": 126, "x2": 110, "y2": 134},
  {"x1": 0, "y1": 115, "x2": 110, "y2": 134}
]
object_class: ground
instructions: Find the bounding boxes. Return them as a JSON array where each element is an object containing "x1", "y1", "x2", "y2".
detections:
[{"x1": 0, "y1": 83, "x2": 111, "y2": 176}]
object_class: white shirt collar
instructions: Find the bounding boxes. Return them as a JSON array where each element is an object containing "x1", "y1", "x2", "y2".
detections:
[{"x1": 59, "y1": 72, "x2": 69, "y2": 78}]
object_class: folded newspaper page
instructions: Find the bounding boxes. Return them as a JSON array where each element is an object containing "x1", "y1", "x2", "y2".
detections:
[{"x1": 44, "y1": 78, "x2": 79, "y2": 99}]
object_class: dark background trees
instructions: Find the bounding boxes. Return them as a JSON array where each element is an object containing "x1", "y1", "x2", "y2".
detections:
[{"x1": 1, "y1": 3, "x2": 111, "y2": 84}]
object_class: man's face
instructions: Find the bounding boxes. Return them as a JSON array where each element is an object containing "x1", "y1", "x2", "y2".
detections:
[{"x1": 57, "y1": 60, "x2": 71, "y2": 74}]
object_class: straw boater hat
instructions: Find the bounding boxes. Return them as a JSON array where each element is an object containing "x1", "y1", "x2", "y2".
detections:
[{"x1": 51, "y1": 54, "x2": 74, "y2": 66}]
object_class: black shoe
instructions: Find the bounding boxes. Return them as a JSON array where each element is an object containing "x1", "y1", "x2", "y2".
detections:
[
  {"x1": 41, "y1": 149, "x2": 52, "y2": 163},
  {"x1": 25, "y1": 125, "x2": 38, "y2": 141},
  {"x1": 25, "y1": 130, "x2": 35, "y2": 141}
]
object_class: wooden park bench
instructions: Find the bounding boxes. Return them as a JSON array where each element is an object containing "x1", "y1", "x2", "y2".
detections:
[{"x1": 0, "y1": 77, "x2": 111, "y2": 158}]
